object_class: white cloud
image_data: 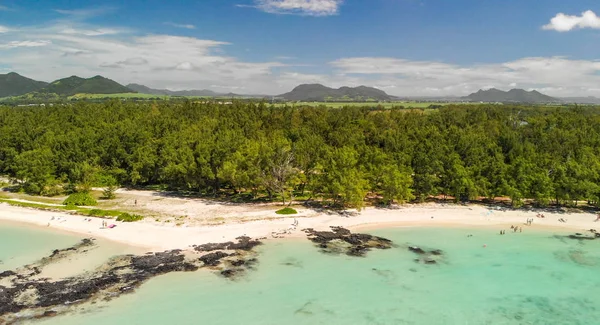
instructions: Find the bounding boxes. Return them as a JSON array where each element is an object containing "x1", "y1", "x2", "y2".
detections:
[
  {"x1": 248, "y1": 0, "x2": 343, "y2": 16},
  {"x1": 0, "y1": 25, "x2": 11, "y2": 33},
  {"x1": 543, "y1": 10, "x2": 600, "y2": 32},
  {"x1": 5, "y1": 17, "x2": 600, "y2": 97},
  {"x1": 60, "y1": 27, "x2": 122, "y2": 36},
  {"x1": 55, "y1": 7, "x2": 113, "y2": 19},
  {"x1": 0, "y1": 22, "x2": 290, "y2": 93},
  {"x1": 117, "y1": 57, "x2": 148, "y2": 66},
  {"x1": 0, "y1": 40, "x2": 51, "y2": 49},
  {"x1": 164, "y1": 22, "x2": 196, "y2": 29},
  {"x1": 330, "y1": 56, "x2": 600, "y2": 97},
  {"x1": 0, "y1": 5, "x2": 9, "y2": 11}
]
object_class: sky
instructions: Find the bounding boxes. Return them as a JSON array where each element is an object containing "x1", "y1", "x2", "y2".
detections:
[{"x1": 1, "y1": 0, "x2": 600, "y2": 96}]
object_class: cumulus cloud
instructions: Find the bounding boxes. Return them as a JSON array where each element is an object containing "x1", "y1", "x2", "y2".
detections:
[
  {"x1": 4, "y1": 16, "x2": 600, "y2": 96},
  {"x1": 0, "y1": 25, "x2": 11, "y2": 33},
  {"x1": 246, "y1": 0, "x2": 343, "y2": 16},
  {"x1": 543, "y1": 10, "x2": 600, "y2": 32},
  {"x1": 164, "y1": 22, "x2": 196, "y2": 29},
  {"x1": 0, "y1": 21, "x2": 290, "y2": 93},
  {"x1": 330, "y1": 56, "x2": 600, "y2": 97}
]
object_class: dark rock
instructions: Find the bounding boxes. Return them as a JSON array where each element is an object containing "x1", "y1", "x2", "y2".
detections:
[
  {"x1": 304, "y1": 227, "x2": 393, "y2": 257},
  {"x1": 220, "y1": 269, "x2": 236, "y2": 278},
  {"x1": 195, "y1": 236, "x2": 261, "y2": 252},
  {"x1": 0, "y1": 235, "x2": 262, "y2": 323},
  {"x1": 568, "y1": 233, "x2": 596, "y2": 240},
  {"x1": 230, "y1": 259, "x2": 246, "y2": 267},
  {"x1": 0, "y1": 271, "x2": 16, "y2": 278},
  {"x1": 409, "y1": 246, "x2": 426, "y2": 254},
  {"x1": 199, "y1": 252, "x2": 230, "y2": 267},
  {"x1": 430, "y1": 249, "x2": 443, "y2": 256}
]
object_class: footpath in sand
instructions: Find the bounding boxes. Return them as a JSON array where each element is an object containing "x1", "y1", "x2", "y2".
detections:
[{"x1": 1, "y1": 188, "x2": 599, "y2": 251}]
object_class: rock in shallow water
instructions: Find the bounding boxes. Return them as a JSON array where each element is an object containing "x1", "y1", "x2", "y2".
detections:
[
  {"x1": 303, "y1": 227, "x2": 393, "y2": 257},
  {"x1": 0, "y1": 236, "x2": 263, "y2": 324}
]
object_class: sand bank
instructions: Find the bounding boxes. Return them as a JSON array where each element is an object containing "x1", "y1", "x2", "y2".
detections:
[{"x1": 1, "y1": 200, "x2": 598, "y2": 251}]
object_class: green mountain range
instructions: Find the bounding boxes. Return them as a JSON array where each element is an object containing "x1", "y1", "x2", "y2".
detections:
[
  {"x1": 42, "y1": 75, "x2": 133, "y2": 96},
  {"x1": 0, "y1": 72, "x2": 49, "y2": 97},
  {"x1": 279, "y1": 84, "x2": 392, "y2": 101},
  {"x1": 0, "y1": 73, "x2": 134, "y2": 99},
  {"x1": 464, "y1": 88, "x2": 558, "y2": 103},
  {"x1": 126, "y1": 83, "x2": 222, "y2": 97}
]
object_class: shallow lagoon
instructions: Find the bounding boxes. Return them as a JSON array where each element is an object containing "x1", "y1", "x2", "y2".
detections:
[{"x1": 3, "y1": 223, "x2": 599, "y2": 325}]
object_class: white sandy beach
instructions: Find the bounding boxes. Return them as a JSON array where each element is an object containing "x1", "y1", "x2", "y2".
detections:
[{"x1": 1, "y1": 193, "x2": 599, "y2": 252}]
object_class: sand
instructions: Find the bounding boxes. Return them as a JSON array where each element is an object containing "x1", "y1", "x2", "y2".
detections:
[{"x1": 1, "y1": 194, "x2": 598, "y2": 251}]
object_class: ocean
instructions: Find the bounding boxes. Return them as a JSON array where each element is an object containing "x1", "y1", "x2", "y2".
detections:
[{"x1": 2, "y1": 222, "x2": 599, "y2": 325}]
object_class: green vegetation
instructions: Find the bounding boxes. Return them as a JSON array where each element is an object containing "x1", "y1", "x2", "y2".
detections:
[
  {"x1": 101, "y1": 185, "x2": 118, "y2": 200},
  {"x1": 69, "y1": 93, "x2": 166, "y2": 100},
  {"x1": 275, "y1": 207, "x2": 298, "y2": 215},
  {"x1": 116, "y1": 212, "x2": 144, "y2": 222},
  {"x1": 63, "y1": 192, "x2": 98, "y2": 206},
  {"x1": 42, "y1": 76, "x2": 133, "y2": 96},
  {"x1": 1, "y1": 101, "x2": 600, "y2": 210},
  {"x1": 0, "y1": 72, "x2": 48, "y2": 97},
  {"x1": 270, "y1": 102, "x2": 473, "y2": 109},
  {"x1": 0, "y1": 198, "x2": 122, "y2": 218},
  {"x1": 280, "y1": 84, "x2": 391, "y2": 101}
]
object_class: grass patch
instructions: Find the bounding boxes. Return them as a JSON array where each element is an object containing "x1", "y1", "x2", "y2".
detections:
[
  {"x1": 275, "y1": 207, "x2": 298, "y2": 215},
  {"x1": 0, "y1": 198, "x2": 133, "y2": 219},
  {"x1": 69, "y1": 93, "x2": 169, "y2": 100},
  {"x1": 89, "y1": 209, "x2": 122, "y2": 217},
  {"x1": 63, "y1": 192, "x2": 97, "y2": 206},
  {"x1": 116, "y1": 212, "x2": 144, "y2": 222}
]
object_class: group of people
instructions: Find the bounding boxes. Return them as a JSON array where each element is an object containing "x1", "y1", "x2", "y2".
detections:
[
  {"x1": 525, "y1": 218, "x2": 534, "y2": 225},
  {"x1": 271, "y1": 218, "x2": 299, "y2": 238},
  {"x1": 500, "y1": 225, "x2": 523, "y2": 235}
]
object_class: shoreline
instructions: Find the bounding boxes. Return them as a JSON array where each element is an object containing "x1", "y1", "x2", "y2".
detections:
[{"x1": 1, "y1": 202, "x2": 598, "y2": 251}]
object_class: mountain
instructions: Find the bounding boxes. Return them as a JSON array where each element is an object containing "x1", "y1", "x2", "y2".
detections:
[
  {"x1": 464, "y1": 88, "x2": 558, "y2": 103},
  {"x1": 42, "y1": 76, "x2": 133, "y2": 96},
  {"x1": 560, "y1": 96, "x2": 600, "y2": 104},
  {"x1": 128, "y1": 84, "x2": 222, "y2": 97},
  {"x1": 0, "y1": 72, "x2": 48, "y2": 97},
  {"x1": 279, "y1": 84, "x2": 392, "y2": 101}
]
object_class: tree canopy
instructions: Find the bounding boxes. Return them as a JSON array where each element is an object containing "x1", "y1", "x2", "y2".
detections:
[{"x1": 1, "y1": 101, "x2": 599, "y2": 209}]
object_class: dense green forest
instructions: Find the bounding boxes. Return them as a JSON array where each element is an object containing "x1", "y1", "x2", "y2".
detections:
[{"x1": 0, "y1": 101, "x2": 599, "y2": 209}]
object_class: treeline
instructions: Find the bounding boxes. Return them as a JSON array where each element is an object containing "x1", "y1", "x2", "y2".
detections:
[{"x1": 0, "y1": 101, "x2": 599, "y2": 209}]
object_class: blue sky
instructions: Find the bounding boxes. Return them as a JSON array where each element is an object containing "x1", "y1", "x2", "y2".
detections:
[{"x1": 1, "y1": 0, "x2": 600, "y2": 96}]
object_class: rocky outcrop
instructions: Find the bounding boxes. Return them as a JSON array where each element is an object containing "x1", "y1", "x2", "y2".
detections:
[
  {"x1": 408, "y1": 246, "x2": 444, "y2": 264},
  {"x1": 194, "y1": 236, "x2": 262, "y2": 252},
  {"x1": 303, "y1": 227, "x2": 393, "y2": 257},
  {"x1": 567, "y1": 230, "x2": 600, "y2": 241},
  {"x1": 0, "y1": 237, "x2": 262, "y2": 324}
]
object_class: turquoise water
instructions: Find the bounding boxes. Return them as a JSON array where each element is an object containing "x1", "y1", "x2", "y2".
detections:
[
  {"x1": 0, "y1": 222, "x2": 141, "y2": 278},
  {"x1": 18, "y1": 226, "x2": 598, "y2": 325},
  {"x1": 0, "y1": 221, "x2": 84, "y2": 270}
]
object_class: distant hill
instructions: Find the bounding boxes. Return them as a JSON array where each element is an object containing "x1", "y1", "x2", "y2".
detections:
[
  {"x1": 464, "y1": 88, "x2": 558, "y2": 103},
  {"x1": 279, "y1": 84, "x2": 392, "y2": 101},
  {"x1": 42, "y1": 76, "x2": 133, "y2": 96},
  {"x1": 127, "y1": 84, "x2": 223, "y2": 97},
  {"x1": 0, "y1": 72, "x2": 48, "y2": 97},
  {"x1": 560, "y1": 96, "x2": 600, "y2": 104}
]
